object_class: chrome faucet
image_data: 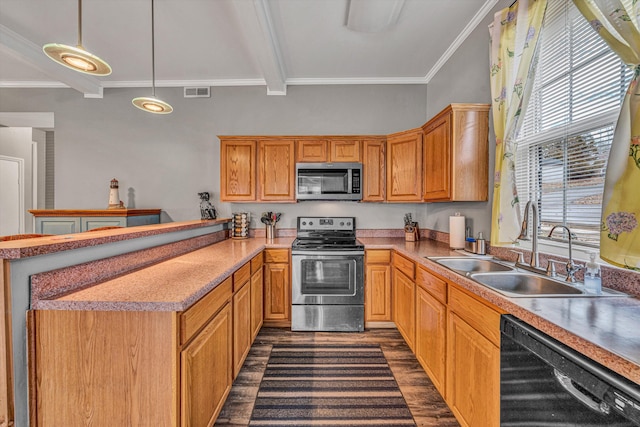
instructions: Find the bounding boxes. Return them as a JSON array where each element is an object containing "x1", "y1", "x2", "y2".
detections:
[
  {"x1": 518, "y1": 201, "x2": 541, "y2": 269},
  {"x1": 548, "y1": 225, "x2": 583, "y2": 283}
]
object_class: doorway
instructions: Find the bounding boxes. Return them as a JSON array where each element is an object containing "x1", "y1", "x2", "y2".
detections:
[{"x1": 0, "y1": 155, "x2": 24, "y2": 235}]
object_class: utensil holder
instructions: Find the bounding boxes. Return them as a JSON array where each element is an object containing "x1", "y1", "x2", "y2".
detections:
[{"x1": 266, "y1": 224, "x2": 275, "y2": 240}]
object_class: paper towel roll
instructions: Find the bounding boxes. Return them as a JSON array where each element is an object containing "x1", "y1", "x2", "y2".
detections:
[{"x1": 449, "y1": 214, "x2": 466, "y2": 249}]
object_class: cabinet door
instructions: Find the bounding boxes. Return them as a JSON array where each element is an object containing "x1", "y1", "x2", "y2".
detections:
[
  {"x1": 365, "y1": 263, "x2": 391, "y2": 321},
  {"x1": 297, "y1": 140, "x2": 328, "y2": 162},
  {"x1": 83, "y1": 218, "x2": 126, "y2": 231},
  {"x1": 393, "y1": 268, "x2": 416, "y2": 351},
  {"x1": 415, "y1": 286, "x2": 446, "y2": 397},
  {"x1": 264, "y1": 257, "x2": 290, "y2": 326},
  {"x1": 446, "y1": 312, "x2": 500, "y2": 427},
  {"x1": 181, "y1": 303, "x2": 232, "y2": 427},
  {"x1": 362, "y1": 140, "x2": 385, "y2": 202},
  {"x1": 258, "y1": 140, "x2": 295, "y2": 201},
  {"x1": 250, "y1": 267, "x2": 264, "y2": 340},
  {"x1": 233, "y1": 281, "x2": 251, "y2": 378},
  {"x1": 37, "y1": 217, "x2": 81, "y2": 234},
  {"x1": 220, "y1": 139, "x2": 256, "y2": 201},
  {"x1": 330, "y1": 140, "x2": 361, "y2": 162},
  {"x1": 386, "y1": 130, "x2": 423, "y2": 201},
  {"x1": 423, "y1": 113, "x2": 451, "y2": 201}
]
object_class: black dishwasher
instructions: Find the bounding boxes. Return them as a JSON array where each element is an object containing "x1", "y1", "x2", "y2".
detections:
[{"x1": 501, "y1": 315, "x2": 640, "y2": 426}]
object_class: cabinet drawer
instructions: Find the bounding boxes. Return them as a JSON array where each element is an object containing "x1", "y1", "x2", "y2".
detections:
[
  {"x1": 251, "y1": 253, "x2": 264, "y2": 273},
  {"x1": 233, "y1": 262, "x2": 251, "y2": 291},
  {"x1": 366, "y1": 249, "x2": 391, "y2": 264},
  {"x1": 264, "y1": 249, "x2": 289, "y2": 263},
  {"x1": 393, "y1": 252, "x2": 415, "y2": 280},
  {"x1": 416, "y1": 266, "x2": 447, "y2": 304},
  {"x1": 448, "y1": 285, "x2": 502, "y2": 346},
  {"x1": 180, "y1": 277, "x2": 232, "y2": 345}
]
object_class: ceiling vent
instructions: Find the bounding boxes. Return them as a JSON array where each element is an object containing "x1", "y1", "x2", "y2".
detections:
[{"x1": 184, "y1": 87, "x2": 210, "y2": 98}]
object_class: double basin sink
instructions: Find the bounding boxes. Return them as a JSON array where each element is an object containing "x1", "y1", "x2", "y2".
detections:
[{"x1": 428, "y1": 256, "x2": 628, "y2": 298}]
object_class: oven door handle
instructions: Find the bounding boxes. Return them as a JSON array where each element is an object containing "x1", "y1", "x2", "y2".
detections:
[
  {"x1": 292, "y1": 251, "x2": 364, "y2": 257},
  {"x1": 554, "y1": 369, "x2": 611, "y2": 415}
]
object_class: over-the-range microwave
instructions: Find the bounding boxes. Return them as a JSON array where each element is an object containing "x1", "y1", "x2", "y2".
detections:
[{"x1": 295, "y1": 162, "x2": 362, "y2": 201}]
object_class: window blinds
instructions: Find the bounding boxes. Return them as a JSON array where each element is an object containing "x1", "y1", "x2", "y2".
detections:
[{"x1": 514, "y1": 0, "x2": 632, "y2": 246}]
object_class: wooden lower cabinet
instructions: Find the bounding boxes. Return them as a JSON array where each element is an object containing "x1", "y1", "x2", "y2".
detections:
[
  {"x1": 365, "y1": 250, "x2": 391, "y2": 322},
  {"x1": 250, "y1": 255, "x2": 264, "y2": 340},
  {"x1": 34, "y1": 278, "x2": 237, "y2": 427},
  {"x1": 34, "y1": 310, "x2": 179, "y2": 426},
  {"x1": 182, "y1": 303, "x2": 233, "y2": 427},
  {"x1": 263, "y1": 249, "x2": 291, "y2": 327},
  {"x1": 446, "y1": 285, "x2": 501, "y2": 427},
  {"x1": 232, "y1": 281, "x2": 251, "y2": 378},
  {"x1": 0, "y1": 261, "x2": 13, "y2": 427},
  {"x1": 415, "y1": 286, "x2": 447, "y2": 397},
  {"x1": 392, "y1": 255, "x2": 416, "y2": 351}
]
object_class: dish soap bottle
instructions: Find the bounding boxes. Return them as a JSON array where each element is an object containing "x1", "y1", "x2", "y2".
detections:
[{"x1": 584, "y1": 252, "x2": 602, "y2": 295}]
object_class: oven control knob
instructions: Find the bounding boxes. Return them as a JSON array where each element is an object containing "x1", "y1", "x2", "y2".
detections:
[
  {"x1": 347, "y1": 222, "x2": 351, "y2": 226},
  {"x1": 340, "y1": 222, "x2": 344, "y2": 226},
  {"x1": 309, "y1": 221, "x2": 314, "y2": 225},
  {"x1": 302, "y1": 221, "x2": 307, "y2": 226}
]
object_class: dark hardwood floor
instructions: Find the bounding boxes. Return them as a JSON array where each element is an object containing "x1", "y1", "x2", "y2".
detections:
[{"x1": 215, "y1": 327, "x2": 459, "y2": 427}]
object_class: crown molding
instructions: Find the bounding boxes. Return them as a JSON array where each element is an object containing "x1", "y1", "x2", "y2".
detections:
[{"x1": 423, "y1": 0, "x2": 499, "y2": 83}]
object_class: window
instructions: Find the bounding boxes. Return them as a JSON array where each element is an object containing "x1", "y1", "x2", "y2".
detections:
[{"x1": 515, "y1": 0, "x2": 633, "y2": 247}]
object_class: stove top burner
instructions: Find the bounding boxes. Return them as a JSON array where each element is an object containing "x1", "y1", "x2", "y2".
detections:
[
  {"x1": 292, "y1": 238, "x2": 364, "y2": 251},
  {"x1": 292, "y1": 216, "x2": 362, "y2": 251}
]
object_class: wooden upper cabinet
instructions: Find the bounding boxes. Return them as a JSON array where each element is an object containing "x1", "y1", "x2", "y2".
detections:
[
  {"x1": 362, "y1": 139, "x2": 385, "y2": 202},
  {"x1": 220, "y1": 139, "x2": 256, "y2": 201},
  {"x1": 423, "y1": 113, "x2": 451, "y2": 200},
  {"x1": 258, "y1": 140, "x2": 296, "y2": 201},
  {"x1": 297, "y1": 140, "x2": 329, "y2": 162},
  {"x1": 296, "y1": 139, "x2": 361, "y2": 162},
  {"x1": 422, "y1": 104, "x2": 490, "y2": 202},
  {"x1": 330, "y1": 140, "x2": 361, "y2": 162},
  {"x1": 386, "y1": 128, "x2": 423, "y2": 202}
]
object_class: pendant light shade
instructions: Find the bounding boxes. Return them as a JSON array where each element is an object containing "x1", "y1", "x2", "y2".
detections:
[
  {"x1": 43, "y1": 0, "x2": 111, "y2": 76},
  {"x1": 132, "y1": 96, "x2": 173, "y2": 114},
  {"x1": 132, "y1": 0, "x2": 172, "y2": 114}
]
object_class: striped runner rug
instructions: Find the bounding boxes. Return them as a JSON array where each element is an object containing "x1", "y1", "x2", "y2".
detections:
[{"x1": 249, "y1": 343, "x2": 416, "y2": 426}]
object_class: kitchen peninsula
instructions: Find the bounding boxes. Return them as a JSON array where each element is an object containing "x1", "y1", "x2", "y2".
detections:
[{"x1": 1, "y1": 222, "x2": 639, "y2": 426}]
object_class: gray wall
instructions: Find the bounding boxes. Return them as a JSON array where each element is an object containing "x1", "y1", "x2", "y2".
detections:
[
  {"x1": 417, "y1": 1, "x2": 509, "y2": 238},
  {"x1": 0, "y1": 85, "x2": 431, "y2": 229},
  {"x1": 0, "y1": 0, "x2": 510, "y2": 235}
]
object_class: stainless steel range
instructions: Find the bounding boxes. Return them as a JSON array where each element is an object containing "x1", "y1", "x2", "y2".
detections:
[{"x1": 291, "y1": 216, "x2": 364, "y2": 332}]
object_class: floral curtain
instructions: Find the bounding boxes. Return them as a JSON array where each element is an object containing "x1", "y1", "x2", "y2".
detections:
[
  {"x1": 489, "y1": 0, "x2": 547, "y2": 247},
  {"x1": 572, "y1": 0, "x2": 640, "y2": 270}
]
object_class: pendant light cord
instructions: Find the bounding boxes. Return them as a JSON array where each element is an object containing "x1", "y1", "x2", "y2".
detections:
[
  {"x1": 151, "y1": 0, "x2": 156, "y2": 97},
  {"x1": 77, "y1": 0, "x2": 83, "y2": 47}
]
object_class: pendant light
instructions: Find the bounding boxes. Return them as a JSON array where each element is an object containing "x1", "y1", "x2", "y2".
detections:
[
  {"x1": 132, "y1": 0, "x2": 173, "y2": 114},
  {"x1": 43, "y1": 0, "x2": 111, "y2": 76}
]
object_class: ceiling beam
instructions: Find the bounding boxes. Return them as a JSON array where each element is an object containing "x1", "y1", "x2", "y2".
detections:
[
  {"x1": 0, "y1": 24, "x2": 104, "y2": 98},
  {"x1": 232, "y1": 0, "x2": 287, "y2": 95}
]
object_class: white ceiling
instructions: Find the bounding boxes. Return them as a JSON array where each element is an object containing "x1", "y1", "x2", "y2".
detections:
[{"x1": 0, "y1": 0, "x2": 499, "y2": 97}]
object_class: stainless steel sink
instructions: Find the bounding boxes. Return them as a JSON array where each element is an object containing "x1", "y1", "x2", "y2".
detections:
[
  {"x1": 469, "y1": 272, "x2": 629, "y2": 298},
  {"x1": 430, "y1": 257, "x2": 514, "y2": 274},
  {"x1": 470, "y1": 272, "x2": 583, "y2": 297}
]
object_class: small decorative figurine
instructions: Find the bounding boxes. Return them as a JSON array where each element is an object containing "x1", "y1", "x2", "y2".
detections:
[
  {"x1": 198, "y1": 192, "x2": 217, "y2": 220},
  {"x1": 108, "y1": 178, "x2": 125, "y2": 209}
]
